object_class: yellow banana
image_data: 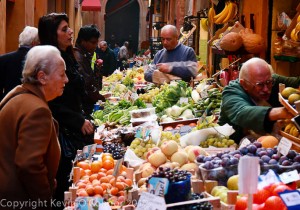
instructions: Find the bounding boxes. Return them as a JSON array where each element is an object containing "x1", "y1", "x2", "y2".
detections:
[
  {"x1": 208, "y1": 7, "x2": 216, "y2": 24},
  {"x1": 297, "y1": 14, "x2": 300, "y2": 23},
  {"x1": 292, "y1": 127, "x2": 300, "y2": 137},
  {"x1": 284, "y1": 123, "x2": 294, "y2": 133},
  {"x1": 214, "y1": 3, "x2": 230, "y2": 24},
  {"x1": 222, "y1": 2, "x2": 237, "y2": 23},
  {"x1": 289, "y1": 126, "x2": 295, "y2": 135},
  {"x1": 291, "y1": 29, "x2": 297, "y2": 41}
]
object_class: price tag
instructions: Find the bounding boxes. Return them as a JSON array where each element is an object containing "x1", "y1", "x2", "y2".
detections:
[
  {"x1": 179, "y1": 97, "x2": 189, "y2": 104},
  {"x1": 136, "y1": 192, "x2": 166, "y2": 210},
  {"x1": 112, "y1": 158, "x2": 123, "y2": 178},
  {"x1": 82, "y1": 144, "x2": 97, "y2": 159},
  {"x1": 279, "y1": 170, "x2": 300, "y2": 184},
  {"x1": 258, "y1": 169, "x2": 281, "y2": 189},
  {"x1": 279, "y1": 190, "x2": 300, "y2": 210},
  {"x1": 200, "y1": 90, "x2": 208, "y2": 98},
  {"x1": 278, "y1": 137, "x2": 292, "y2": 156},
  {"x1": 238, "y1": 138, "x2": 251, "y2": 149}
]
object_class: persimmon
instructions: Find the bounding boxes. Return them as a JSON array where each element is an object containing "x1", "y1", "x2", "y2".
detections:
[
  {"x1": 85, "y1": 185, "x2": 95, "y2": 196},
  {"x1": 264, "y1": 196, "x2": 287, "y2": 210},
  {"x1": 115, "y1": 182, "x2": 125, "y2": 191},
  {"x1": 77, "y1": 189, "x2": 88, "y2": 197},
  {"x1": 92, "y1": 179, "x2": 100, "y2": 186},
  {"x1": 109, "y1": 178, "x2": 116, "y2": 185},
  {"x1": 97, "y1": 172, "x2": 106, "y2": 179},
  {"x1": 106, "y1": 169, "x2": 114, "y2": 175},
  {"x1": 76, "y1": 182, "x2": 86, "y2": 189},
  {"x1": 101, "y1": 183, "x2": 108, "y2": 191},
  {"x1": 253, "y1": 188, "x2": 270, "y2": 204},
  {"x1": 106, "y1": 175, "x2": 114, "y2": 181},
  {"x1": 89, "y1": 174, "x2": 98, "y2": 182}
]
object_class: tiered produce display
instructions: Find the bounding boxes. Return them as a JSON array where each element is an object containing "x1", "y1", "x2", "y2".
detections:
[{"x1": 63, "y1": 63, "x2": 300, "y2": 210}]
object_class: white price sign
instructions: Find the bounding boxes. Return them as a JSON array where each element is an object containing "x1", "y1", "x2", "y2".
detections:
[
  {"x1": 136, "y1": 192, "x2": 166, "y2": 210},
  {"x1": 278, "y1": 137, "x2": 292, "y2": 156},
  {"x1": 279, "y1": 170, "x2": 300, "y2": 184},
  {"x1": 238, "y1": 138, "x2": 251, "y2": 149}
]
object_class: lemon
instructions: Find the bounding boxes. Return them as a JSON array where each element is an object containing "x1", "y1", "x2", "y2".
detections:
[
  {"x1": 227, "y1": 175, "x2": 239, "y2": 190},
  {"x1": 288, "y1": 93, "x2": 300, "y2": 105},
  {"x1": 281, "y1": 87, "x2": 298, "y2": 99}
]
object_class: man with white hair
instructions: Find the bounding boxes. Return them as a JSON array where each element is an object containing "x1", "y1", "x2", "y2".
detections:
[
  {"x1": 0, "y1": 26, "x2": 39, "y2": 101},
  {"x1": 218, "y1": 57, "x2": 300, "y2": 142}
]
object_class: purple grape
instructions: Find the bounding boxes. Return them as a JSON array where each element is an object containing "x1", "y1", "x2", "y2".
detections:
[
  {"x1": 230, "y1": 157, "x2": 239, "y2": 165},
  {"x1": 196, "y1": 155, "x2": 205, "y2": 163},
  {"x1": 221, "y1": 157, "x2": 230, "y2": 167},
  {"x1": 239, "y1": 147, "x2": 248, "y2": 155},
  {"x1": 293, "y1": 155, "x2": 300, "y2": 163},
  {"x1": 247, "y1": 144, "x2": 257, "y2": 154},
  {"x1": 203, "y1": 161, "x2": 214, "y2": 169},
  {"x1": 281, "y1": 160, "x2": 292, "y2": 166},
  {"x1": 257, "y1": 150, "x2": 268, "y2": 157},
  {"x1": 261, "y1": 155, "x2": 271, "y2": 163},
  {"x1": 269, "y1": 159, "x2": 278, "y2": 165},
  {"x1": 271, "y1": 154, "x2": 280, "y2": 161},
  {"x1": 287, "y1": 150, "x2": 297, "y2": 160},
  {"x1": 253, "y1": 141, "x2": 262, "y2": 148},
  {"x1": 266, "y1": 148, "x2": 275, "y2": 157},
  {"x1": 279, "y1": 156, "x2": 288, "y2": 164}
]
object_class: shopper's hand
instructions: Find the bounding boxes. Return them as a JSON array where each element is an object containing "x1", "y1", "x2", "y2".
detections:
[
  {"x1": 156, "y1": 63, "x2": 172, "y2": 73},
  {"x1": 81, "y1": 119, "x2": 94, "y2": 135},
  {"x1": 269, "y1": 107, "x2": 294, "y2": 121},
  {"x1": 96, "y1": 59, "x2": 103, "y2": 67}
]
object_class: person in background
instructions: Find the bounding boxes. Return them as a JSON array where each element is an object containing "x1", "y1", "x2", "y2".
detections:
[
  {"x1": 96, "y1": 40, "x2": 117, "y2": 77},
  {"x1": 0, "y1": 26, "x2": 39, "y2": 101},
  {"x1": 74, "y1": 24, "x2": 105, "y2": 118},
  {"x1": 144, "y1": 24, "x2": 198, "y2": 84},
  {"x1": 0, "y1": 45, "x2": 68, "y2": 209},
  {"x1": 118, "y1": 41, "x2": 129, "y2": 70},
  {"x1": 218, "y1": 57, "x2": 300, "y2": 143},
  {"x1": 113, "y1": 43, "x2": 120, "y2": 60},
  {"x1": 38, "y1": 13, "x2": 95, "y2": 209}
]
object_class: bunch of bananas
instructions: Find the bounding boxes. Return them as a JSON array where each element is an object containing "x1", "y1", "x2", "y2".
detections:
[
  {"x1": 290, "y1": 15, "x2": 300, "y2": 42},
  {"x1": 284, "y1": 123, "x2": 300, "y2": 138},
  {"x1": 208, "y1": 1, "x2": 238, "y2": 25}
]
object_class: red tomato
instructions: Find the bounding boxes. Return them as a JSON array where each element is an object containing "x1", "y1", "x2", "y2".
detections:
[
  {"x1": 253, "y1": 188, "x2": 271, "y2": 204},
  {"x1": 286, "y1": 181, "x2": 297, "y2": 190},
  {"x1": 244, "y1": 203, "x2": 264, "y2": 210},
  {"x1": 272, "y1": 185, "x2": 292, "y2": 196},
  {"x1": 235, "y1": 196, "x2": 248, "y2": 210},
  {"x1": 265, "y1": 182, "x2": 284, "y2": 193},
  {"x1": 264, "y1": 196, "x2": 287, "y2": 210}
]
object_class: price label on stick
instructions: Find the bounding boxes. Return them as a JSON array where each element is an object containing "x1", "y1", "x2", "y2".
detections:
[
  {"x1": 113, "y1": 158, "x2": 123, "y2": 178},
  {"x1": 238, "y1": 138, "x2": 251, "y2": 149},
  {"x1": 136, "y1": 192, "x2": 166, "y2": 210},
  {"x1": 278, "y1": 137, "x2": 292, "y2": 156}
]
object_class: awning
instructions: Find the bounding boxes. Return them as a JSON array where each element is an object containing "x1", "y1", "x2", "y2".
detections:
[{"x1": 82, "y1": 0, "x2": 101, "y2": 12}]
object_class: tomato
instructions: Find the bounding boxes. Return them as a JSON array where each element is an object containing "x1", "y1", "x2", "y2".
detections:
[
  {"x1": 286, "y1": 181, "x2": 297, "y2": 190},
  {"x1": 235, "y1": 196, "x2": 248, "y2": 210},
  {"x1": 244, "y1": 203, "x2": 264, "y2": 210},
  {"x1": 265, "y1": 182, "x2": 284, "y2": 193},
  {"x1": 253, "y1": 188, "x2": 271, "y2": 204},
  {"x1": 272, "y1": 185, "x2": 292, "y2": 196},
  {"x1": 264, "y1": 196, "x2": 287, "y2": 210}
]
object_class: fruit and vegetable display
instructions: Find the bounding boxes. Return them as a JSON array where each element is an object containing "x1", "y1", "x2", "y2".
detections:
[
  {"x1": 92, "y1": 99, "x2": 146, "y2": 126},
  {"x1": 196, "y1": 137, "x2": 300, "y2": 186}
]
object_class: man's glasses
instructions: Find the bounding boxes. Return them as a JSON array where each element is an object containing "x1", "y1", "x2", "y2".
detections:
[{"x1": 244, "y1": 78, "x2": 275, "y2": 90}]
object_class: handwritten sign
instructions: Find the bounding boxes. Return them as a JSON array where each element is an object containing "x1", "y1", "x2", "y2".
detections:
[
  {"x1": 136, "y1": 192, "x2": 166, "y2": 210},
  {"x1": 238, "y1": 138, "x2": 251, "y2": 149},
  {"x1": 279, "y1": 170, "x2": 300, "y2": 184},
  {"x1": 279, "y1": 190, "x2": 300, "y2": 210},
  {"x1": 278, "y1": 137, "x2": 292, "y2": 156}
]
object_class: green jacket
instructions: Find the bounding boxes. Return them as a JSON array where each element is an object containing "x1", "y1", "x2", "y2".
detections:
[{"x1": 218, "y1": 74, "x2": 300, "y2": 142}]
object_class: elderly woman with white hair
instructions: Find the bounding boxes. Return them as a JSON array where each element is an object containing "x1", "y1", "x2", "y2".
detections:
[{"x1": 0, "y1": 45, "x2": 68, "y2": 208}]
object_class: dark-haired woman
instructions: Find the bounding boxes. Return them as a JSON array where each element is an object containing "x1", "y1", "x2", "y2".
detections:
[{"x1": 38, "y1": 13, "x2": 94, "y2": 209}]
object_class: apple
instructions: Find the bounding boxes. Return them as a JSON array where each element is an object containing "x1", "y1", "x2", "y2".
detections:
[
  {"x1": 160, "y1": 140, "x2": 179, "y2": 156},
  {"x1": 146, "y1": 147, "x2": 161, "y2": 161}
]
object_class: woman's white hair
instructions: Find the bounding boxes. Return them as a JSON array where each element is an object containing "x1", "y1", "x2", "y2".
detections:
[
  {"x1": 22, "y1": 45, "x2": 62, "y2": 84},
  {"x1": 19, "y1": 26, "x2": 39, "y2": 46},
  {"x1": 239, "y1": 57, "x2": 274, "y2": 80}
]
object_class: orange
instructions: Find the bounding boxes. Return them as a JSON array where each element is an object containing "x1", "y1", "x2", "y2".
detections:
[
  {"x1": 115, "y1": 182, "x2": 125, "y2": 191},
  {"x1": 92, "y1": 179, "x2": 100, "y2": 186},
  {"x1": 85, "y1": 186, "x2": 95, "y2": 196},
  {"x1": 100, "y1": 177, "x2": 109, "y2": 183},
  {"x1": 257, "y1": 136, "x2": 279, "y2": 148},
  {"x1": 102, "y1": 155, "x2": 114, "y2": 162},
  {"x1": 124, "y1": 178, "x2": 133, "y2": 187},
  {"x1": 77, "y1": 189, "x2": 88, "y2": 197},
  {"x1": 79, "y1": 168, "x2": 85, "y2": 177},
  {"x1": 94, "y1": 185, "x2": 104, "y2": 196},
  {"x1": 117, "y1": 176, "x2": 125, "y2": 183},
  {"x1": 106, "y1": 175, "x2": 114, "y2": 181},
  {"x1": 101, "y1": 183, "x2": 108, "y2": 191},
  {"x1": 106, "y1": 169, "x2": 114, "y2": 175},
  {"x1": 103, "y1": 160, "x2": 114, "y2": 170},
  {"x1": 99, "y1": 168, "x2": 107, "y2": 173},
  {"x1": 76, "y1": 182, "x2": 86, "y2": 189},
  {"x1": 97, "y1": 172, "x2": 106, "y2": 179},
  {"x1": 102, "y1": 153, "x2": 112, "y2": 160},
  {"x1": 89, "y1": 174, "x2": 98, "y2": 182},
  {"x1": 77, "y1": 161, "x2": 90, "y2": 170},
  {"x1": 109, "y1": 178, "x2": 116, "y2": 185},
  {"x1": 84, "y1": 169, "x2": 92, "y2": 176},
  {"x1": 91, "y1": 160, "x2": 102, "y2": 173},
  {"x1": 110, "y1": 187, "x2": 119, "y2": 196}
]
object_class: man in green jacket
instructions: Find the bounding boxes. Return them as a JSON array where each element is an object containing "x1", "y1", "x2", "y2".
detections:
[{"x1": 218, "y1": 57, "x2": 300, "y2": 143}]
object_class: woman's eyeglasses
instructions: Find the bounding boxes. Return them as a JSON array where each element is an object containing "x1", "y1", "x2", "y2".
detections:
[{"x1": 244, "y1": 79, "x2": 275, "y2": 90}]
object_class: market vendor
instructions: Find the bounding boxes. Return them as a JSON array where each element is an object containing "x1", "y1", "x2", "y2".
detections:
[
  {"x1": 218, "y1": 57, "x2": 300, "y2": 143},
  {"x1": 144, "y1": 24, "x2": 198, "y2": 84}
]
